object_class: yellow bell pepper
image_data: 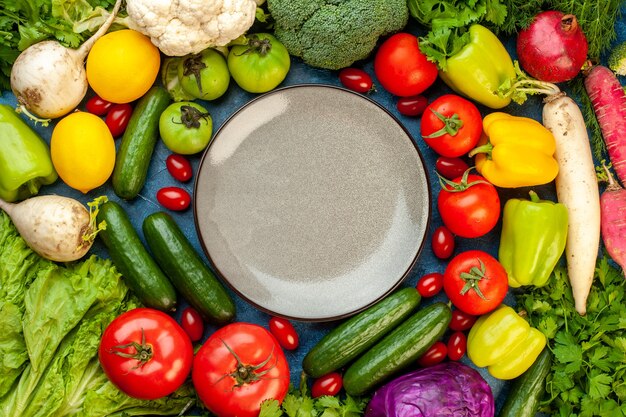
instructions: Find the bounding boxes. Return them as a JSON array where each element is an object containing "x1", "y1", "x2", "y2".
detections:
[{"x1": 469, "y1": 112, "x2": 559, "y2": 188}]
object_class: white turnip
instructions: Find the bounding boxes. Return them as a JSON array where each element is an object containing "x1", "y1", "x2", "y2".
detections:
[
  {"x1": 0, "y1": 195, "x2": 107, "y2": 262},
  {"x1": 600, "y1": 165, "x2": 626, "y2": 271},
  {"x1": 10, "y1": 0, "x2": 122, "y2": 122}
]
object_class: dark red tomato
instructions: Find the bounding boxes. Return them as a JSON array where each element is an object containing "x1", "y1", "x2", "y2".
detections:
[
  {"x1": 421, "y1": 94, "x2": 483, "y2": 157},
  {"x1": 105, "y1": 103, "x2": 133, "y2": 138},
  {"x1": 431, "y1": 225, "x2": 455, "y2": 259},
  {"x1": 156, "y1": 187, "x2": 191, "y2": 211},
  {"x1": 85, "y1": 95, "x2": 113, "y2": 116},
  {"x1": 268, "y1": 316, "x2": 299, "y2": 350},
  {"x1": 417, "y1": 341, "x2": 447, "y2": 367},
  {"x1": 374, "y1": 33, "x2": 438, "y2": 97},
  {"x1": 180, "y1": 307, "x2": 204, "y2": 342},
  {"x1": 396, "y1": 95, "x2": 428, "y2": 116},
  {"x1": 447, "y1": 331, "x2": 467, "y2": 361},
  {"x1": 449, "y1": 309, "x2": 478, "y2": 331},
  {"x1": 166, "y1": 154, "x2": 193, "y2": 182},
  {"x1": 312, "y1": 372, "x2": 343, "y2": 398},
  {"x1": 436, "y1": 156, "x2": 470, "y2": 180},
  {"x1": 98, "y1": 308, "x2": 193, "y2": 400},
  {"x1": 338, "y1": 68, "x2": 373, "y2": 93},
  {"x1": 416, "y1": 272, "x2": 444, "y2": 298}
]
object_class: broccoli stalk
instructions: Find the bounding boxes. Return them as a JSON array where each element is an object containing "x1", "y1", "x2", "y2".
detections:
[{"x1": 608, "y1": 41, "x2": 626, "y2": 77}]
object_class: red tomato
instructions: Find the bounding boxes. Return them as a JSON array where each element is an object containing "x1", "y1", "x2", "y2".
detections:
[
  {"x1": 85, "y1": 95, "x2": 113, "y2": 116},
  {"x1": 443, "y1": 250, "x2": 508, "y2": 315},
  {"x1": 268, "y1": 316, "x2": 299, "y2": 350},
  {"x1": 98, "y1": 308, "x2": 193, "y2": 400},
  {"x1": 431, "y1": 225, "x2": 455, "y2": 259},
  {"x1": 435, "y1": 156, "x2": 470, "y2": 180},
  {"x1": 416, "y1": 272, "x2": 444, "y2": 298},
  {"x1": 166, "y1": 154, "x2": 193, "y2": 182},
  {"x1": 437, "y1": 172, "x2": 500, "y2": 238},
  {"x1": 180, "y1": 307, "x2": 204, "y2": 342},
  {"x1": 192, "y1": 323, "x2": 290, "y2": 417},
  {"x1": 417, "y1": 341, "x2": 447, "y2": 367},
  {"x1": 374, "y1": 33, "x2": 438, "y2": 97},
  {"x1": 156, "y1": 187, "x2": 191, "y2": 211},
  {"x1": 396, "y1": 95, "x2": 428, "y2": 116},
  {"x1": 338, "y1": 68, "x2": 373, "y2": 93},
  {"x1": 420, "y1": 94, "x2": 483, "y2": 157},
  {"x1": 105, "y1": 103, "x2": 133, "y2": 138},
  {"x1": 449, "y1": 309, "x2": 478, "y2": 331},
  {"x1": 447, "y1": 331, "x2": 467, "y2": 361},
  {"x1": 311, "y1": 372, "x2": 343, "y2": 398}
]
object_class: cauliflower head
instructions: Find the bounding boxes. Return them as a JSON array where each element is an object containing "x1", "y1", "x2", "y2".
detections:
[{"x1": 126, "y1": 0, "x2": 257, "y2": 57}]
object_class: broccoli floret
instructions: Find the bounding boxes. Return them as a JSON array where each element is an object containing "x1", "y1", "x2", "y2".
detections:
[
  {"x1": 608, "y1": 41, "x2": 626, "y2": 76},
  {"x1": 267, "y1": 0, "x2": 408, "y2": 70}
]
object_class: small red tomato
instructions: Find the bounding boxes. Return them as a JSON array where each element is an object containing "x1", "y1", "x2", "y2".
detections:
[
  {"x1": 85, "y1": 95, "x2": 113, "y2": 116},
  {"x1": 431, "y1": 225, "x2": 455, "y2": 259},
  {"x1": 311, "y1": 372, "x2": 343, "y2": 398},
  {"x1": 396, "y1": 95, "x2": 428, "y2": 117},
  {"x1": 166, "y1": 154, "x2": 193, "y2": 182},
  {"x1": 105, "y1": 103, "x2": 133, "y2": 138},
  {"x1": 156, "y1": 187, "x2": 191, "y2": 211},
  {"x1": 447, "y1": 331, "x2": 467, "y2": 361},
  {"x1": 417, "y1": 341, "x2": 447, "y2": 367},
  {"x1": 180, "y1": 307, "x2": 204, "y2": 342},
  {"x1": 338, "y1": 68, "x2": 373, "y2": 93},
  {"x1": 435, "y1": 156, "x2": 470, "y2": 180},
  {"x1": 416, "y1": 272, "x2": 444, "y2": 298},
  {"x1": 268, "y1": 316, "x2": 299, "y2": 350},
  {"x1": 449, "y1": 309, "x2": 478, "y2": 331}
]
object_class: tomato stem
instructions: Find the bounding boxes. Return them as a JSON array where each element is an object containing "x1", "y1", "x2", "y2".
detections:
[
  {"x1": 235, "y1": 34, "x2": 272, "y2": 57},
  {"x1": 422, "y1": 109, "x2": 464, "y2": 138},
  {"x1": 458, "y1": 258, "x2": 489, "y2": 300},
  {"x1": 219, "y1": 338, "x2": 277, "y2": 388},
  {"x1": 437, "y1": 167, "x2": 489, "y2": 193},
  {"x1": 108, "y1": 328, "x2": 153, "y2": 366},
  {"x1": 182, "y1": 54, "x2": 207, "y2": 93},
  {"x1": 172, "y1": 105, "x2": 211, "y2": 129}
]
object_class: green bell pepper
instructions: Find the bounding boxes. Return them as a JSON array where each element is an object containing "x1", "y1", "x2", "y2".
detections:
[
  {"x1": 0, "y1": 105, "x2": 57, "y2": 202},
  {"x1": 498, "y1": 191, "x2": 568, "y2": 288}
]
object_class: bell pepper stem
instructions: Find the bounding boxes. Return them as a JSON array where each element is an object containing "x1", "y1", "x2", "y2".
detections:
[
  {"x1": 468, "y1": 143, "x2": 493, "y2": 158},
  {"x1": 528, "y1": 190, "x2": 540, "y2": 203}
]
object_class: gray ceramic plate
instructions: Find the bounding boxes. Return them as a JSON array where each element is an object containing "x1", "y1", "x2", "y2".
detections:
[{"x1": 194, "y1": 84, "x2": 430, "y2": 321}]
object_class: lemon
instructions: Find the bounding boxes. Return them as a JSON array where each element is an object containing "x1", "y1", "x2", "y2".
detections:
[
  {"x1": 51, "y1": 112, "x2": 115, "y2": 193},
  {"x1": 86, "y1": 29, "x2": 160, "y2": 103}
]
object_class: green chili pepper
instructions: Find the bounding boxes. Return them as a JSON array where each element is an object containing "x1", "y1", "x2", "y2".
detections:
[
  {"x1": 498, "y1": 191, "x2": 568, "y2": 288},
  {"x1": 0, "y1": 105, "x2": 57, "y2": 202}
]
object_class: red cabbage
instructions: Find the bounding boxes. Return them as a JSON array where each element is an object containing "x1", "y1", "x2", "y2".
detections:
[{"x1": 365, "y1": 362, "x2": 494, "y2": 417}]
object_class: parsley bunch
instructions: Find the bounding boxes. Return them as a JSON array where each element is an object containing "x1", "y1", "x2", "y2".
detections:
[{"x1": 515, "y1": 256, "x2": 626, "y2": 417}]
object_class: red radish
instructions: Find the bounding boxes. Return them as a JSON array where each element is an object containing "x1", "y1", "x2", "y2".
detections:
[
  {"x1": 584, "y1": 64, "x2": 626, "y2": 185},
  {"x1": 600, "y1": 165, "x2": 626, "y2": 271},
  {"x1": 517, "y1": 11, "x2": 588, "y2": 83}
]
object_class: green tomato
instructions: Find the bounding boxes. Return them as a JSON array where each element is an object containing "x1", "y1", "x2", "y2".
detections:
[
  {"x1": 178, "y1": 49, "x2": 230, "y2": 101},
  {"x1": 227, "y1": 33, "x2": 291, "y2": 93},
  {"x1": 159, "y1": 102, "x2": 213, "y2": 155}
]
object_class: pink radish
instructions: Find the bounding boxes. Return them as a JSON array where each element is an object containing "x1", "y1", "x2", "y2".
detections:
[
  {"x1": 600, "y1": 164, "x2": 626, "y2": 271},
  {"x1": 584, "y1": 64, "x2": 626, "y2": 185}
]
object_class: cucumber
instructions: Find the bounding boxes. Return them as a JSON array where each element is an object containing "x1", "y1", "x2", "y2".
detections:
[
  {"x1": 498, "y1": 346, "x2": 552, "y2": 417},
  {"x1": 142, "y1": 212, "x2": 236, "y2": 324},
  {"x1": 112, "y1": 86, "x2": 171, "y2": 200},
  {"x1": 302, "y1": 287, "x2": 421, "y2": 378},
  {"x1": 96, "y1": 201, "x2": 177, "y2": 311},
  {"x1": 343, "y1": 302, "x2": 452, "y2": 396}
]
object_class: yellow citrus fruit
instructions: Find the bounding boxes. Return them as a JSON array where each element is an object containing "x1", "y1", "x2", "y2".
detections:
[
  {"x1": 86, "y1": 29, "x2": 160, "y2": 103},
  {"x1": 51, "y1": 112, "x2": 115, "y2": 193}
]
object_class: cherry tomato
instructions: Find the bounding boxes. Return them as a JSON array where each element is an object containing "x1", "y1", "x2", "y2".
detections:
[
  {"x1": 396, "y1": 95, "x2": 428, "y2": 117},
  {"x1": 268, "y1": 316, "x2": 299, "y2": 350},
  {"x1": 156, "y1": 187, "x2": 191, "y2": 211},
  {"x1": 447, "y1": 331, "x2": 467, "y2": 361},
  {"x1": 166, "y1": 154, "x2": 193, "y2": 182},
  {"x1": 85, "y1": 95, "x2": 113, "y2": 116},
  {"x1": 105, "y1": 103, "x2": 133, "y2": 138},
  {"x1": 416, "y1": 272, "x2": 444, "y2": 298},
  {"x1": 436, "y1": 156, "x2": 470, "y2": 180},
  {"x1": 417, "y1": 341, "x2": 447, "y2": 367},
  {"x1": 180, "y1": 307, "x2": 204, "y2": 342},
  {"x1": 431, "y1": 225, "x2": 455, "y2": 259},
  {"x1": 311, "y1": 372, "x2": 343, "y2": 398},
  {"x1": 449, "y1": 309, "x2": 478, "y2": 331},
  {"x1": 338, "y1": 68, "x2": 373, "y2": 93}
]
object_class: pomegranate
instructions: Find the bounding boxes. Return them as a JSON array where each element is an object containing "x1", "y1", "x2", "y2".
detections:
[{"x1": 516, "y1": 10, "x2": 588, "y2": 83}]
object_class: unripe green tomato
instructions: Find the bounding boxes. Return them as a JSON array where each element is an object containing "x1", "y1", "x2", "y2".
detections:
[
  {"x1": 178, "y1": 48, "x2": 230, "y2": 101},
  {"x1": 159, "y1": 102, "x2": 213, "y2": 155}
]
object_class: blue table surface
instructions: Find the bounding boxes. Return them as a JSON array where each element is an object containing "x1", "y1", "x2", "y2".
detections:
[{"x1": 2, "y1": 10, "x2": 625, "y2": 415}]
